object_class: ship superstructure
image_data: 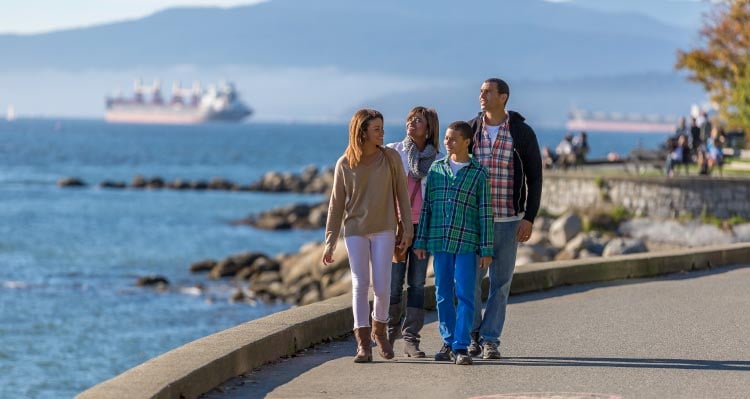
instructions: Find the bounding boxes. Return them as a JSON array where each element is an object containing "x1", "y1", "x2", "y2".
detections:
[{"x1": 105, "y1": 79, "x2": 252, "y2": 124}]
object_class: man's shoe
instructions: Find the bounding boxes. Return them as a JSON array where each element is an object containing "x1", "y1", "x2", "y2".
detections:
[
  {"x1": 451, "y1": 349, "x2": 474, "y2": 365},
  {"x1": 468, "y1": 332, "x2": 482, "y2": 357},
  {"x1": 434, "y1": 343, "x2": 453, "y2": 361},
  {"x1": 482, "y1": 341, "x2": 501, "y2": 359}
]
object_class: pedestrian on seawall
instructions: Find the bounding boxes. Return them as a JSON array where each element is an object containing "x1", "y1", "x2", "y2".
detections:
[
  {"x1": 322, "y1": 108, "x2": 413, "y2": 362},
  {"x1": 468, "y1": 78, "x2": 543, "y2": 359},
  {"x1": 385, "y1": 106, "x2": 443, "y2": 358}
]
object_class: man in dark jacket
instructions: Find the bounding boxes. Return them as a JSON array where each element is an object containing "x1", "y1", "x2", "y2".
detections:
[{"x1": 467, "y1": 78, "x2": 543, "y2": 359}]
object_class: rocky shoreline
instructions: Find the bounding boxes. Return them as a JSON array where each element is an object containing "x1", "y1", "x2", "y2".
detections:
[
  {"x1": 163, "y1": 208, "x2": 750, "y2": 307},
  {"x1": 115, "y1": 165, "x2": 750, "y2": 306},
  {"x1": 56, "y1": 165, "x2": 335, "y2": 194}
]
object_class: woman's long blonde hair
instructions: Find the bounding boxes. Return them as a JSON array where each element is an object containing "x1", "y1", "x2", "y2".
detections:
[
  {"x1": 406, "y1": 106, "x2": 439, "y2": 149},
  {"x1": 345, "y1": 109, "x2": 383, "y2": 168}
]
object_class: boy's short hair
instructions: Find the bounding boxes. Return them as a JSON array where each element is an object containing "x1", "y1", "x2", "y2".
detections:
[{"x1": 447, "y1": 121, "x2": 473, "y2": 140}]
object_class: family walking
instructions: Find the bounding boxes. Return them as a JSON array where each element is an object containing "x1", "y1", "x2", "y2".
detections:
[{"x1": 322, "y1": 78, "x2": 543, "y2": 365}]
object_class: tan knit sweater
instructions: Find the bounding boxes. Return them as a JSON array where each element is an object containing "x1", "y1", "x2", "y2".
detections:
[{"x1": 324, "y1": 147, "x2": 414, "y2": 254}]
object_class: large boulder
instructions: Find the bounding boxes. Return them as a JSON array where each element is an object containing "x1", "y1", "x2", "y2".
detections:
[
  {"x1": 99, "y1": 180, "x2": 126, "y2": 189},
  {"x1": 189, "y1": 259, "x2": 217, "y2": 273},
  {"x1": 602, "y1": 238, "x2": 648, "y2": 257},
  {"x1": 131, "y1": 175, "x2": 147, "y2": 188},
  {"x1": 732, "y1": 223, "x2": 750, "y2": 242},
  {"x1": 208, "y1": 252, "x2": 263, "y2": 279},
  {"x1": 208, "y1": 178, "x2": 234, "y2": 190},
  {"x1": 57, "y1": 177, "x2": 86, "y2": 187},
  {"x1": 136, "y1": 275, "x2": 169, "y2": 287},
  {"x1": 548, "y1": 212, "x2": 583, "y2": 248}
]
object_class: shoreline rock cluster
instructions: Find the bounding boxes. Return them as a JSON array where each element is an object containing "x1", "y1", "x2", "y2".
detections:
[
  {"x1": 181, "y1": 210, "x2": 683, "y2": 306},
  {"x1": 231, "y1": 201, "x2": 328, "y2": 230},
  {"x1": 56, "y1": 165, "x2": 335, "y2": 194},
  {"x1": 186, "y1": 240, "x2": 350, "y2": 306},
  {"x1": 140, "y1": 210, "x2": 750, "y2": 306}
]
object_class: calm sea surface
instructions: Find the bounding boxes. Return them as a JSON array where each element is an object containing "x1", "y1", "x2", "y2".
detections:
[{"x1": 0, "y1": 118, "x2": 667, "y2": 398}]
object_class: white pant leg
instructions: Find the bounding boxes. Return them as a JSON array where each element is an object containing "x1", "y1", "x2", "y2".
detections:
[
  {"x1": 369, "y1": 230, "x2": 395, "y2": 323},
  {"x1": 345, "y1": 231, "x2": 395, "y2": 328}
]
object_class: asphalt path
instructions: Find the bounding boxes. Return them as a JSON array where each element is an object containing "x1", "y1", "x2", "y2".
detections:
[{"x1": 202, "y1": 265, "x2": 750, "y2": 399}]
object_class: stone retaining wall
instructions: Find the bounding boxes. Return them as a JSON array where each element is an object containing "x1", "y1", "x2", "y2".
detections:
[
  {"x1": 542, "y1": 172, "x2": 750, "y2": 218},
  {"x1": 77, "y1": 243, "x2": 750, "y2": 399}
]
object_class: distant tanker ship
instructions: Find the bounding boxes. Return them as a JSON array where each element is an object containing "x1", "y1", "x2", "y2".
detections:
[
  {"x1": 566, "y1": 107, "x2": 677, "y2": 134},
  {"x1": 105, "y1": 79, "x2": 252, "y2": 124}
]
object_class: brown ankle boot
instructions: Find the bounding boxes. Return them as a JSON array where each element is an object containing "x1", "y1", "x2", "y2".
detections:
[
  {"x1": 353, "y1": 327, "x2": 372, "y2": 363},
  {"x1": 371, "y1": 320, "x2": 394, "y2": 359}
]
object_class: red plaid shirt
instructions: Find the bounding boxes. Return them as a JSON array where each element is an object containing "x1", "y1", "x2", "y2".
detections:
[{"x1": 473, "y1": 116, "x2": 515, "y2": 220}]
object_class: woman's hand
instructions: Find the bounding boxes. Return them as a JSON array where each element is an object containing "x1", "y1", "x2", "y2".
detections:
[
  {"x1": 414, "y1": 248, "x2": 427, "y2": 260},
  {"x1": 321, "y1": 250, "x2": 335, "y2": 266},
  {"x1": 396, "y1": 236, "x2": 412, "y2": 258},
  {"x1": 479, "y1": 256, "x2": 493, "y2": 269}
]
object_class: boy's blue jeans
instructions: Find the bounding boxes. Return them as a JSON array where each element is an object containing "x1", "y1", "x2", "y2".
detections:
[
  {"x1": 472, "y1": 220, "x2": 519, "y2": 346},
  {"x1": 433, "y1": 252, "x2": 477, "y2": 351}
]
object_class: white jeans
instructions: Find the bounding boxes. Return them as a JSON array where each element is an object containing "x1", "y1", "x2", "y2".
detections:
[{"x1": 345, "y1": 230, "x2": 395, "y2": 328}]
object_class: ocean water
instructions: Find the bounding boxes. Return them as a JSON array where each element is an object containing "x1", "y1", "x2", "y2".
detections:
[{"x1": 0, "y1": 118, "x2": 667, "y2": 398}]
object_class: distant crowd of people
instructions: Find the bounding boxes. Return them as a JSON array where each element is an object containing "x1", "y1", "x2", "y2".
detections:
[
  {"x1": 541, "y1": 131, "x2": 589, "y2": 170},
  {"x1": 665, "y1": 112, "x2": 726, "y2": 177}
]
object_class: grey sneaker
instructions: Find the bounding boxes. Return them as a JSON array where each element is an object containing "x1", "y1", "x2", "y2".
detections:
[
  {"x1": 482, "y1": 341, "x2": 501, "y2": 359},
  {"x1": 434, "y1": 343, "x2": 453, "y2": 361},
  {"x1": 451, "y1": 349, "x2": 474, "y2": 365},
  {"x1": 468, "y1": 332, "x2": 482, "y2": 357}
]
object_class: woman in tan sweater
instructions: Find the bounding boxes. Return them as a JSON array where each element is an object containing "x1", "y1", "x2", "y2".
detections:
[{"x1": 322, "y1": 109, "x2": 414, "y2": 362}]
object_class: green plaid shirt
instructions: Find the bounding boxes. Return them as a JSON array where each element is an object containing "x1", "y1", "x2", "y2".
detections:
[{"x1": 414, "y1": 156, "x2": 494, "y2": 257}]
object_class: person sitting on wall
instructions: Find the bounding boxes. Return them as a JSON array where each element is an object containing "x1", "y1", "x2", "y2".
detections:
[
  {"x1": 541, "y1": 146, "x2": 558, "y2": 169},
  {"x1": 665, "y1": 135, "x2": 689, "y2": 177},
  {"x1": 555, "y1": 134, "x2": 576, "y2": 169},
  {"x1": 572, "y1": 131, "x2": 589, "y2": 166}
]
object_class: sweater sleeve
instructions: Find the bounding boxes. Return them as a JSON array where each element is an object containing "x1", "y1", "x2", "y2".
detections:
[
  {"x1": 388, "y1": 148, "x2": 414, "y2": 241},
  {"x1": 324, "y1": 157, "x2": 347, "y2": 254}
]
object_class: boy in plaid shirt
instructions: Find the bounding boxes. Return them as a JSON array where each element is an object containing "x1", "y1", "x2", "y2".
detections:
[{"x1": 414, "y1": 121, "x2": 493, "y2": 365}]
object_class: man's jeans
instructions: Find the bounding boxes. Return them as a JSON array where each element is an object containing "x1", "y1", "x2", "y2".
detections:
[
  {"x1": 472, "y1": 220, "x2": 519, "y2": 345},
  {"x1": 434, "y1": 252, "x2": 477, "y2": 351}
]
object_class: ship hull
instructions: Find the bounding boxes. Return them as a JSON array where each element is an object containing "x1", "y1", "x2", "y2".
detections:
[
  {"x1": 105, "y1": 105, "x2": 251, "y2": 125},
  {"x1": 566, "y1": 119, "x2": 674, "y2": 134}
]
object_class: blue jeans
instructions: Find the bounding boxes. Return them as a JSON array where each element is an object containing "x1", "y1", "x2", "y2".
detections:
[
  {"x1": 472, "y1": 220, "x2": 519, "y2": 346},
  {"x1": 390, "y1": 227, "x2": 429, "y2": 309},
  {"x1": 434, "y1": 252, "x2": 477, "y2": 351}
]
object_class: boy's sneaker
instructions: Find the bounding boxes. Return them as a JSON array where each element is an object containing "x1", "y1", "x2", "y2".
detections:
[
  {"x1": 482, "y1": 341, "x2": 501, "y2": 359},
  {"x1": 451, "y1": 349, "x2": 474, "y2": 365},
  {"x1": 434, "y1": 343, "x2": 453, "y2": 361},
  {"x1": 468, "y1": 332, "x2": 482, "y2": 357}
]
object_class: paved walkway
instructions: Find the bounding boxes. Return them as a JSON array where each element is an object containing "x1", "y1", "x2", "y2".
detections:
[{"x1": 203, "y1": 266, "x2": 750, "y2": 399}]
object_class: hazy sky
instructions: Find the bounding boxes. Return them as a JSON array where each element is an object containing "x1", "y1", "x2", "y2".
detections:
[
  {"x1": 0, "y1": 0, "x2": 266, "y2": 34},
  {"x1": 0, "y1": 0, "x2": 712, "y2": 34}
]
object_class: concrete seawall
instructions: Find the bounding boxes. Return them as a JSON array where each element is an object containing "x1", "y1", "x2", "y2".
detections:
[
  {"x1": 76, "y1": 243, "x2": 750, "y2": 399},
  {"x1": 542, "y1": 172, "x2": 750, "y2": 218}
]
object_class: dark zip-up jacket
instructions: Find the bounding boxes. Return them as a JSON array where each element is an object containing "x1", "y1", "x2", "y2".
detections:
[{"x1": 468, "y1": 110, "x2": 543, "y2": 224}]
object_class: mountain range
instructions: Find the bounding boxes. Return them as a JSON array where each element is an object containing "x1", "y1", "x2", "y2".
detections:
[{"x1": 0, "y1": 0, "x2": 708, "y2": 124}]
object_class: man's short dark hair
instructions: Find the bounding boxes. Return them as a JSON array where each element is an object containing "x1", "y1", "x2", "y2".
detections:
[
  {"x1": 447, "y1": 121, "x2": 473, "y2": 140},
  {"x1": 485, "y1": 78, "x2": 510, "y2": 105}
]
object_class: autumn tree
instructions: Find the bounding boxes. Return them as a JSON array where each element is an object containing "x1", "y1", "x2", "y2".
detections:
[{"x1": 676, "y1": 0, "x2": 750, "y2": 130}]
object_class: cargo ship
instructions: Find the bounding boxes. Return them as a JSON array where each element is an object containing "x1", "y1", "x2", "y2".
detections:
[
  {"x1": 105, "y1": 79, "x2": 252, "y2": 124},
  {"x1": 566, "y1": 107, "x2": 677, "y2": 133}
]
